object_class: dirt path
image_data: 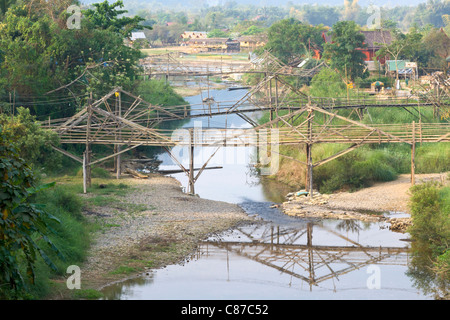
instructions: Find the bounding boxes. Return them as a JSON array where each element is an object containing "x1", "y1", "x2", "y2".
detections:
[{"x1": 326, "y1": 173, "x2": 447, "y2": 214}]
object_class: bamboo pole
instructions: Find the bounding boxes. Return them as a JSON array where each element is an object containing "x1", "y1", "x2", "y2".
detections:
[
  {"x1": 411, "y1": 121, "x2": 416, "y2": 186},
  {"x1": 116, "y1": 91, "x2": 122, "y2": 179},
  {"x1": 83, "y1": 152, "x2": 87, "y2": 194},
  {"x1": 85, "y1": 92, "x2": 92, "y2": 188},
  {"x1": 307, "y1": 109, "x2": 313, "y2": 198},
  {"x1": 188, "y1": 128, "x2": 195, "y2": 195}
]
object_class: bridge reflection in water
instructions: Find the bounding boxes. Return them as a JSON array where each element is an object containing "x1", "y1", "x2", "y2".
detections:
[
  {"x1": 101, "y1": 217, "x2": 426, "y2": 300},
  {"x1": 199, "y1": 221, "x2": 410, "y2": 292}
]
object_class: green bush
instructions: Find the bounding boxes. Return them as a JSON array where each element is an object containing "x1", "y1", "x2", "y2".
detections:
[
  {"x1": 314, "y1": 146, "x2": 398, "y2": 193},
  {"x1": 27, "y1": 185, "x2": 91, "y2": 298},
  {"x1": 357, "y1": 76, "x2": 393, "y2": 89},
  {"x1": 0, "y1": 131, "x2": 91, "y2": 299},
  {"x1": 76, "y1": 166, "x2": 111, "y2": 179},
  {"x1": 39, "y1": 187, "x2": 84, "y2": 220},
  {"x1": 1, "y1": 129, "x2": 61, "y2": 298},
  {"x1": 407, "y1": 183, "x2": 450, "y2": 292},
  {"x1": 134, "y1": 79, "x2": 187, "y2": 108},
  {"x1": 0, "y1": 107, "x2": 62, "y2": 172},
  {"x1": 409, "y1": 183, "x2": 449, "y2": 252}
]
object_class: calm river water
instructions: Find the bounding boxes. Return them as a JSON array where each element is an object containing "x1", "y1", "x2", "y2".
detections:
[{"x1": 101, "y1": 84, "x2": 433, "y2": 300}]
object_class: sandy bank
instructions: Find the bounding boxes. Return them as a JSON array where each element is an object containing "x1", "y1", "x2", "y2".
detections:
[
  {"x1": 281, "y1": 173, "x2": 447, "y2": 228},
  {"x1": 76, "y1": 174, "x2": 253, "y2": 293},
  {"x1": 326, "y1": 173, "x2": 447, "y2": 214}
]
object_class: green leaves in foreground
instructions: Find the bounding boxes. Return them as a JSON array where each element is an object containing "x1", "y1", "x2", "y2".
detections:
[{"x1": 0, "y1": 127, "x2": 62, "y2": 292}]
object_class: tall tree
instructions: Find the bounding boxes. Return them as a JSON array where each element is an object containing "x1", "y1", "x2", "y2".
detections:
[
  {"x1": 83, "y1": 0, "x2": 148, "y2": 37},
  {"x1": 323, "y1": 20, "x2": 367, "y2": 81},
  {"x1": 0, "y1": 1, "x2": 141, "y2": 119},
  {"x1": 264, "y1": 18, "x2": 324, "y2": 64},
  {"x1": 422, "y1": 28, "x2": 450, "y2": 71}
]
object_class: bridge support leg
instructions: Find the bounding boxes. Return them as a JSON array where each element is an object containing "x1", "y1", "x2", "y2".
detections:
[
  {"x1": 188, "y1": 128, "x2": 195, "y2": 195},
  {"x1": 84, "y1": 96, "x2": 92, "y2": 193},
  {"x1": 306, "y1": 143, "x2": 313, "y2": 198},
  {"x1": 411, "y1": 121, "x2": 416, "y2": 186},
  {"x1": 83, "y1": 152, "x2": 87, "y2": 194}
]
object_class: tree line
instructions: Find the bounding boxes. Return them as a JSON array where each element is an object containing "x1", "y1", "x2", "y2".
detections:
[{"x1": 127, "y1": 0, "x2": 449, "y2": 46}]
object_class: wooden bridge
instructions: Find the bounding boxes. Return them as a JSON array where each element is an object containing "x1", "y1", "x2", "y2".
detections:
[
  {"x1": 43, "y1": 52, "x2": 450, "y2": 196},
  {"x1": 140, "y1": 51, "x2": 324, "y2": 79}
]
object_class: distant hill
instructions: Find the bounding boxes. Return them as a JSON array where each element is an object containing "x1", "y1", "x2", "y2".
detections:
[{"x1": 80, "y1": 0, "x2": 430, "y2": 9}]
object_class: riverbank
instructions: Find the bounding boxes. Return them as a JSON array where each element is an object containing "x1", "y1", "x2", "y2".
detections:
[
  {"x1": 281, "y1": 173, "x2": 448, "y2": 227},
  {"x1": 49, "y1": 174, "x2": 253, "y2": 299},
  {"x1": 326, "y1": 173, "x2": 447, "y2": 214}
]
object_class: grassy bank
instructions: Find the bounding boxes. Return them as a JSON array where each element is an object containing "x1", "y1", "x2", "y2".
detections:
[
  {"x1": 0, "y1": 183, "x2": 93, "y2": 300},
  {"x1": 407, "y1": 182, "x2": 450, "y2": 299},
  {"x1": 269, "y1": 142, "x2": 450, "y2": 194},
  {"x1": 35, "y1": 171, "x2": 251, "y2": 300},
  {"x1": 14, "y1": 170, "x2": 154, "y2": 300}
]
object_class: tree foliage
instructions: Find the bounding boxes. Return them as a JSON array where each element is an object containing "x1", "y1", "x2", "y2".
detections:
[
  {"x1": 0, "y1": 1, "x2": 143, "y2": 120},
  {"x1": 323, "y1": 20, "x2": 367, "y2": 81},
  {"x1": 0, "y1": 107, "x2": 62, "y2": 171},
  {"x1": 207, "y1": 28, "x2": 230, "y2": 38},
  {"x1": 264, "y1": 18, "x2": 324, "y2": 64},
  {"x1": 83, "y1": 0, "x2": 148, "y2": 37},
  {"x1": 0, "y1": 128, "x2": 60, "y2": 294}
]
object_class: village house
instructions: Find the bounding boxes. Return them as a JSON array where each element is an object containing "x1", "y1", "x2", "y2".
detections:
[
  {"x1": 180, "y1": 31, "x2": 208, "y2": 40},
  {"x1": 130, "y1": 32, "x2": 146, "y2": 41},
  {"x1": 236, "y1": 35, "x2": 267, "y2": 52},
  {"x1": 186, "y1": 38, "x2": 240, "y2": 53}
]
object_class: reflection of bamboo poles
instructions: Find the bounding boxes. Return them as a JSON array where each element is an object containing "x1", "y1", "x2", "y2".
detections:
[{"x1": 203, "y1": 223, "x2": 409, "y2": 288}]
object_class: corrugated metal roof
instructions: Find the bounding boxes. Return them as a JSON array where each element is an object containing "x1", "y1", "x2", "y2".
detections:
[{"x1": 130, "y1": 32, "x2": 146, "y2": 41}]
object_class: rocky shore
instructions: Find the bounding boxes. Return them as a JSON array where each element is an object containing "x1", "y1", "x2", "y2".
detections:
[
  {"x1": 76, "y1": 174, "x2": 253, "y2": 294},
  {"x1": 279, "y1": 172, "x2": 447, "y2": 232},
  {"x1": 282, "y1": 190, "x2": 386, "y2": 222}
]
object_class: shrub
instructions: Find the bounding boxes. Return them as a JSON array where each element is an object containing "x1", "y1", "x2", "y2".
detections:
[
  {"x1": 76, "y1": 166, "x2": 111, "y2": 179},
  {"x1": 409, "y1": 183, "x2": 449, "y2": 253},
  {"x1": 0, "y1": 107, "x2": 62, "y2": 172},
  {"x1": 0, "y1": 129, "x2": 61, "y2": 297}
]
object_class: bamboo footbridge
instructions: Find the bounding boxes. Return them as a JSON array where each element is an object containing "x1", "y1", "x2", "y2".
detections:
[{"x1": 43, "y1": 52, "x2": 450, "y2": 195}]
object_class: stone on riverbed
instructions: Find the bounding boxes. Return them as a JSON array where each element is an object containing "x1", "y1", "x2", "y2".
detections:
[
  {"x1": 388, "y1": 217, "x2": 412, "y2": 233},
  {"x1": 282, "y1": 189, "x2": 385, "y2": 222}
]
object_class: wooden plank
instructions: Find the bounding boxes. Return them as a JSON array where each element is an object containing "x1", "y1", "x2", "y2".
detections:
[
  {"x1": 50, "y1": 145, "x2": 83, "y2": 163},
  {"x1": 89, "y1": 144, "x2": 143, "y2": 166}
]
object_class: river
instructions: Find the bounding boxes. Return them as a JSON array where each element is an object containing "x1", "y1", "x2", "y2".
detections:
[{"x1": 100, "y1": 83, "x2": 433, "y2": 300}]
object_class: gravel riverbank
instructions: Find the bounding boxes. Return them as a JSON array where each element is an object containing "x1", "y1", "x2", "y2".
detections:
[
  {"x1": 77, "y1": 173, "x2": 253, "y2": 293},
  {"x1": 280, "y1": 173, "x2": 447, "y2": 230}
]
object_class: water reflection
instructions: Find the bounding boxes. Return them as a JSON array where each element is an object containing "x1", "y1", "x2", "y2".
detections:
[
  {"x1": 407, "y1": 240, "x2": 450, "y2": 299},
  {"x1": 101, "y1": 219, "x2": 431, "y2": 300},
  {"x1": 206, "y1": 221, "x2": 410, "y2": 291}
]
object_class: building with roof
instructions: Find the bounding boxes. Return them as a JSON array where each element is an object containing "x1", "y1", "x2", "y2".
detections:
[
  {"x1": 186, "y1": 38, "x2": 240, "y2": 53},
  {"x1": 236, "y1": 35, "x2": 267, "y2": 52},
  {"x1": 180, "y1": 31, "x2": 208, "y2": 40},
  {"x1": 386, "y1": 60, "x2": 418, "y2": 79},
  {"x1": 130, "y1": 32, "x2": 146, "y2": 41}
]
